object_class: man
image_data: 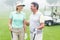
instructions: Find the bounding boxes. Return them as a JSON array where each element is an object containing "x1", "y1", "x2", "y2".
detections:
[{"x1": 29, "y1": 2, "x2": 44, "y2": 40}]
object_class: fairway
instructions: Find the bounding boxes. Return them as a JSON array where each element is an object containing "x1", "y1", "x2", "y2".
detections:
[
  {"x1": 43, "y1": 25, "x2": 60, "y2": 40},
  {"x1": 0, "y1": 18, "x2": 60, "y2": 40}
]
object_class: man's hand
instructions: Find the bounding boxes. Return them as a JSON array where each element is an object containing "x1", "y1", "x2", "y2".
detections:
[
  {"x1": 37, "y1": 26, "x2": 42, "y2": 30},
  {"x1": 37, "y1": 23, "x2": 44, "y2": 30}
]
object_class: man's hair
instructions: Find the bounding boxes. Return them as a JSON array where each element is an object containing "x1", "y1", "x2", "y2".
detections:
[{"x1": 31, "y1": 2, "x2": 39, "y2": 10}]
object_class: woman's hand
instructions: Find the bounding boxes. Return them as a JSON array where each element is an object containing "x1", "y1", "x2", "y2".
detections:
[
  {"x1": 8, "y1": 24, "x2": 12, "y2": 31},
  {"x1": 9, "y1": 27, "x2": 12, "y2": 31}
]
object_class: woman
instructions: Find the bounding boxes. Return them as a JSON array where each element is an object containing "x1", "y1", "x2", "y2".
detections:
[{"x1": 8, "y1": 2, "x2": 26, "y2": 40}]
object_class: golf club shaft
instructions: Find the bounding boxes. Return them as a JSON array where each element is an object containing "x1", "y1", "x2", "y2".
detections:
[{"x1": 33, "y1": 33, "x2": 36, "y2": 40}]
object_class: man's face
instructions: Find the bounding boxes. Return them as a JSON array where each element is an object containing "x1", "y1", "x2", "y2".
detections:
[{"x1": 31, "y1": 4, "x2": 36, "y2": 12}]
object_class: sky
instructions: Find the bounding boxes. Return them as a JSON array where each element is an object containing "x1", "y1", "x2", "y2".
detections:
[
  {"x1": 0, "y1": 0, "x2": 47, "y2": 11},
  {"x1": 0, "y1": 0, "x2": 60, "y2": 17},
  {"x1": 0, "y1": 0, "x2": 48, "y2": 16},
  {"x1": 0, "y1": 0, "x2": 9, "y2": 12},
  {"x1": 0, "y1": 0, "x2": 59, "y2": 13},
  {"x1": 24, "y1": 0, "x2": 47, "y2": 9}
]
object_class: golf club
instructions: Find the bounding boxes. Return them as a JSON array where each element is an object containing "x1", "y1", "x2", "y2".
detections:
[{"x1": 33, "y1": 29, "x2": 37, "y2": 40}]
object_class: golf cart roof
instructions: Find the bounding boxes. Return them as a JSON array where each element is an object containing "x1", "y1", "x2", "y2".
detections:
[
  {"x1": 47, "y1": 3, "x2": 60, "y2": 7},
  {"x1": 48, "y1": 5, "x2": 60, "y2": 7}
]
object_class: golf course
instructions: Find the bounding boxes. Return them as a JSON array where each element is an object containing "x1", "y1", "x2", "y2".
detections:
[
  {"x1": 0, "y1": 15, "x2": 60, "y2": 40},
  {"x1": 0, "y1": 0, "x2": 60, "y2": 40}
]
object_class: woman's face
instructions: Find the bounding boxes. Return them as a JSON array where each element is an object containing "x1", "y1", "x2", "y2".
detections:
[{"x1": 17, "y1": 5, "x2": 23, "y2": 11}]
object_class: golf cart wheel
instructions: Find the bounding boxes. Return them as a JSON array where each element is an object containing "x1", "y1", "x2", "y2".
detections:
[{"x1": 48, "y1": 22, "x2": 52, "y2": 26}]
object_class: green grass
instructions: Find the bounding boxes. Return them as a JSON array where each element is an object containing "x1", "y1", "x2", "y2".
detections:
[
  {"x1": 43, "y1": 25, "x2": 60, "y2": 40},
  {"x1": 0, "y1": 18, "x2": 30, "y2": 40},
  {"x1": 0, "y1": 8, "x2": 60, "y2": 40},
  {"x1": 0, "y1": 18, "x2": 11, "y2": 40},
  {"x1": 0, "y1": 18, "x2": 60, "y2": 40}
]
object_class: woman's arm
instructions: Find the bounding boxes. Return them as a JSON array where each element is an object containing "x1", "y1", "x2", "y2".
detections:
[
  {"x1": 23, "y1": 20, "x2": 27, "y2": 32},
  {"x1": 8, "y1": 19, "x2": 12, "y2": 31}
]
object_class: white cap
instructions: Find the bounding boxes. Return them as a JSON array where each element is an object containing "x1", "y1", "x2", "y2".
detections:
[{"x1": 16, "y1": 2, "x2": 25, "y2": 7}]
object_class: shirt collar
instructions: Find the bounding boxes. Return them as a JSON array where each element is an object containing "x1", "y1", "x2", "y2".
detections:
[{"x1": 16, "y1": 11, "x2": 22, "y2": 14}]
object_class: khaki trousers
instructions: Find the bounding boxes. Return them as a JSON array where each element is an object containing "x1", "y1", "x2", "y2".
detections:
[{"x1": 11, "y1": 28, "x2": 24, "y2": 40}]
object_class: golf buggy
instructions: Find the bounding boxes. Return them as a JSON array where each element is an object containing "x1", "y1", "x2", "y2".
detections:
[{"x1": 44, "y1": 5, "x2": 60, "y2": 26}]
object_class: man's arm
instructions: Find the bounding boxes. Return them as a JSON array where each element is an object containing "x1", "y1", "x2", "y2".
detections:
[
  {"x1": 23, "y1": 20, "x2": 29, "y2": 32},
  {"x1": 37, "y1": 14, "x2": 45, "y2": 30},
  {"x1": 37, "y1": 23, "x2": 44, "y2": 30},
  {"x1": 26, "y1": 20, "x2": 29, "y2": 26},
  {"x1": 23, "y1": 20, "x2": 26, "y2": 32}
]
